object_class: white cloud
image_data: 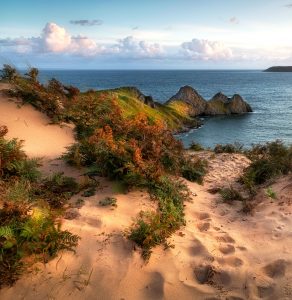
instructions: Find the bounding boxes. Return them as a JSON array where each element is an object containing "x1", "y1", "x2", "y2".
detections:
[
  {"x1": 41, "y1": 23, "x2": 104, "y2": 56},
  {"x1": 41, "y1": 23, "x2": 71, "y2": 53},
  {"x1": 0, "y1": 23, "x2": 163, "y2": 58},
  {"x1": 110, "y1": 36, "x2": 164, "y2": 58},
  {"x1": 0, "y1": 37, "x2": 39, "y2": 53},
  {"x1": 2, "y1": 22, "x2": 292, "y2": 66},
  {"x1": 181, "y1": 38, "x2": 233, "y2": 61}
]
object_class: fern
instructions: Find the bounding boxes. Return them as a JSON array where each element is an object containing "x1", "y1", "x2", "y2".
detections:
[{"x1": 0, "y1": 226, "x2": 14, "y2": 239}]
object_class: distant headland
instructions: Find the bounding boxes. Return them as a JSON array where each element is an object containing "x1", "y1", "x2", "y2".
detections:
[{"x1": 264, "y1": 66, "x2": 292, "y2": 72}]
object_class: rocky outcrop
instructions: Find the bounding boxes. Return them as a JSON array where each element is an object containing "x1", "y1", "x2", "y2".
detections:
[
  {"x1": 228, "y1": 94, "x2": 252, "y2": 114},
  {"x1": 167, "y1": 86, "x2": 252, "y2": 116},
  {"x1": 204, "y1": 93, "x2": 252, "y2": 115},
  {"x1": 167, "y1": 85, "x2": 206, "y2": 116}
]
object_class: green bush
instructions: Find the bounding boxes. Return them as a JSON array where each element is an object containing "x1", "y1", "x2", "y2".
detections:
[
  {"x1": 219, "y1": 186, "x2": 243, "y2": 203},
  {"x1": 0, "y1": 129, "x2": 79, "y2": 287},
  {"x1": 0, "y1": 206, "x2": 79, "y2": 287},
  {"x1": 189, "y1": 142, "x2": 204, "y2": 151},
  {"x1": 7, "y1": 158, "x2": 41, "y2": 182},
  {"x1": 242, "y1": 159, "x2": 278, "y2": 191},
  {"x1": 214, "y1": 142, "x2": 243, "y2": 154},
  {"x1": 181, "y1": 158, "x2": 207, "y2": 184},
  {"x1": 265, "y1": 187, "x2": 277, "y2": 200},
  {"x1": 99, "y1": 197, "x2": 117, "y2": 207},
  {"x1": 5, "y1": 180, "x2": 30, "y2": 203},
  {"x1": 0, "y1": 64, "x2": 19, "y2": 82},
  {"x1": 129, "y1": 177, "x2": 189, "y2": 260},
  {"x1": 242, "y1": 141, "x2": 292, "y2": 195}
]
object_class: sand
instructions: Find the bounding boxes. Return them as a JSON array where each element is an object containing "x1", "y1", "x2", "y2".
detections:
[
  {"x1": 0, "y1": 84, "x2": 292, "y2": 300},
  {"x1": 0, "y1": 83, "x2": 74, "y2": 159}
]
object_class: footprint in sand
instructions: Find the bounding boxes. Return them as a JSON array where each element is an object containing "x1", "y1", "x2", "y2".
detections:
[
  {"x1": 196, "y1": 212, "x2": 211, "y2": 220},
  {"x1": 262, "y1": 259, "x2": 288, "y2": 278},
  {"x1": 217, "y1": 256, "x2": 244, "y2": 267},
  {"x1": 197, "y1": 221, "x2": 210, "y2": 232},
  {"x1": 188, "y1": 238, "x2": 209, "y2": 257},
  {"x1": 255, "y1": 277, "x2": 276, "y2": 299},
  {"x1": 193, "y1": 264, "x2": 232, "y2": 286},
  {"x1": 144, "y1": 272, "x2": 164, "y2": 300},
  {"x1": 217, "y1": 233, "x2": 235, "y2": 244},
  {"x1": 193, "y1": 264, "x2": 215, "y2": 284},
  {"x1": 219, "y1": 244, "x2": 235, "y2": 255},
  {"x1": 257, "y1": 285, "x2": 275, "y2": 299}
]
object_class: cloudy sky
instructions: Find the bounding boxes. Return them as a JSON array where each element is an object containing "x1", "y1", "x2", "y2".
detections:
[{"x1": 1, "y1": 0, "x2": 292, "y2": 69}]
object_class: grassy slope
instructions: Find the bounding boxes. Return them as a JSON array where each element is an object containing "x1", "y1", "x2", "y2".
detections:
[{"x1": 97, "y1": 88, "x2": 195, "y2": 131}]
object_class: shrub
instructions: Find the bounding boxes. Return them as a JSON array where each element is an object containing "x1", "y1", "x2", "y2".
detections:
[
  {"x1": 265, "y1": 187, "x2": 277, "y2": 200},
  {"x1": 66, "y1": 108, "x2": 185, "y2": 185},
  {"x1": 241, "y1": 159, "x2": 278, "y2": 193},
  {"x1": 189, "y1": 142, "x2": 204, "y2": 151},
  {"x1": 0, "y1": 206, "x2": 79, "y2": 287},
  {"x1": 5, "y1": 180, "x2": 31, "y2": 203},
  {"x1": 219, "y1": 186, "x2": 243, "y2": 203},
  {"x1": 99, "y1": 197, "x2": 117, "y2": 207},
  {"x1": 181, "y1": 158, "x2": 207, "y2": 184},
  {"x1": 25, "y1": 67, "x2": 39, "y2": 82},
  {"x1": 0, "y1": 129, "x2": 79, "y2": 287},
  {"x1": 7, "y1": 158, "x2": 41, "y2": 182},
  {"x1": 241, "y1": 140, "x2": 292, "y2": 198},
  {"x1": 0, "y1": 64, "x2": 19, "y2": 82},
  {"x1": 214, "y1": 142, "x2": 243, "y2": 154},
  {"x1": 0, "y1": 132, "x2": 26, "y2": 176},
  {"x1": 129, "y1": 177, "x2": 190, "y2": 260}
]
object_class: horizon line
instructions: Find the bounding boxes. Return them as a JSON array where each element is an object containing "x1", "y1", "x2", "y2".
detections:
[{"x1": 16, "y1": 68, "x2": 264, "y2": 71}]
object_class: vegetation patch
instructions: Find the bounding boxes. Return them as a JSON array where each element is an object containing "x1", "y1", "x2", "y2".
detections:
[
  {"x1": 99, "y1": 197, "x2": 117, "y2": 207},
  {"x1": 265, "y1": 187, "x2": 277, "y2": 200},
  {"x1": 214, "y1": 142, "x2": 244, "y2": 154},
  {"x1": 219, "y1": 186, "x2": 243, "y2": 203},
  {"x1": 189, "y1": 142, "x2": 204, "y2": 151},
  {"x1": 0, "y1": 126, "x2": 79, "y2": 288},
  {"x1": 234, "y1": 140, "x2": 292, "y2": 212},
  {"x1": 129, "y1": 177, "x2": 190, "y2": 260},
  {"x1": 242, "y1": 140, "x2": 292, "y2": 194}
]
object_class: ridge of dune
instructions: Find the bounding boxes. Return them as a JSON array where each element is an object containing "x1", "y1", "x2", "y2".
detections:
[
  {"x1": 0, "y1": 83, "x2": 292, "y2": 300},
  {"x1": 0, "y1": 83, "x2": 74, "y2": 159}
]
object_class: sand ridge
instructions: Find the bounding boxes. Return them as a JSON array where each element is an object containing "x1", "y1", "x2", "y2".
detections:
[
  {"x1": 0, "y1": 83, "x2": 74, "y2": 159},
  {"x1": 0, "y1": 85, "x2": 292, "y2": 300}
]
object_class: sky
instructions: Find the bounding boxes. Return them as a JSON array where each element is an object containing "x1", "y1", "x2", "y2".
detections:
[{"x1": 1, "y1": 0, "x2": 292, "y2": 69}]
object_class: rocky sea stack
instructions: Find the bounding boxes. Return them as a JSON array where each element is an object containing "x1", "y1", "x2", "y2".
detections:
[{"x1": 166, "y1": 85, "x2": 252, "y2": 116}]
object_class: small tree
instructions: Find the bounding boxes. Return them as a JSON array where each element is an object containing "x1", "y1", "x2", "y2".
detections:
[
  {"x1": 26, "y1": 67, "x2": 39, "y2": 82},
  {"x1": 1, "y1": 64, "x2": 19, "y2": 82}
]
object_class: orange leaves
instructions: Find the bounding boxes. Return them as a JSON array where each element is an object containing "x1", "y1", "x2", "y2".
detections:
[
  {"x1": 89, "y1": 125, "x2": 115, "y2": 148},
  {"x1": 86, "y1": 107, "x2": 184, "y2": 181}
]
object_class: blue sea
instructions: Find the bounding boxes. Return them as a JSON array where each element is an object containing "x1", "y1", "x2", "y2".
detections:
[{"x1": 37, "y1": 70, "x2": 292, "y2": 148}]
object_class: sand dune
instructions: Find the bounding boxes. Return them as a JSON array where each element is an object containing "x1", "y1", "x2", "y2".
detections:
[
  {"x1": 0, "y1": 83, "x2": 74, "y2": 159},
  {"x1": 0, "y1": 85, "x2": 291, "y2": 300}
]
